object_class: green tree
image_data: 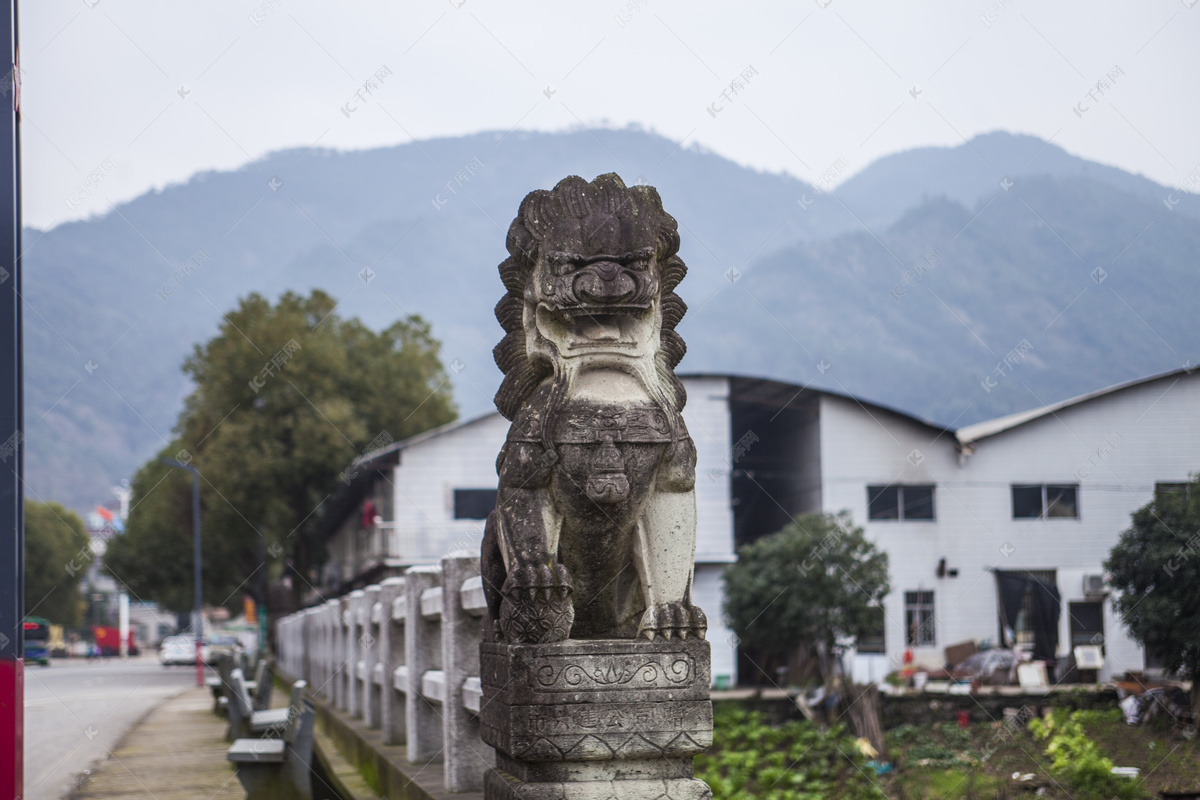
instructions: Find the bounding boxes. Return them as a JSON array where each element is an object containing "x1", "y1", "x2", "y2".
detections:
[
  {"x1": 25, "y1": 500, "x2": 90, "y2": 625},
  {"x1": 105, "y1": 290, "x2": 456, "y2": 612},
  {"x1": 1105, "y1": 477, "x2": 1200, "y2": 721},
  {"x1": 723, "y1": 512, "x2": 889, "y2": 686}
]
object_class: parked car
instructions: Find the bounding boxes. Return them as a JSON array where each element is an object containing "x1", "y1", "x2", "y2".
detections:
[
  {"x1": 204, "y1": 636, "x2": 239, "y2": 665},
  {"x1": 159, "y1": 635, "x2": 203, "y2": 666}
]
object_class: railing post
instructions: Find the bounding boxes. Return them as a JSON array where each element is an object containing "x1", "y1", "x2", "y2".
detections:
[
  {"x1": 359, "y1": 585, "x2": 381, "y2": 727},
  {"x1": 321, "y1": 601, "x2": 336, "y2": 701},
  {"x1": 347, "y1": 589, "x2": 365, "y2": 718},
  {"x1": 374, "y1": 577, "x2": 404, "y2": 735},
  {"x1": 381, "y1": 578, "x2": 410, "y2": 748},
  {"x1": 336, "y1": 595, "x2": 351, "y2": 712},
  {"x1": 301, "y1": 610, "x2": 313, "y2": 683},
  {"x1": 441, "y1": 554, "x2": 492, "y2": 792},
  {"x1": 405, "y1": 565, "x2": 443, "y2": 763}
]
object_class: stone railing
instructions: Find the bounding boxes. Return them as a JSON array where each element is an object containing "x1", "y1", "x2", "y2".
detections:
[{"x1": 275, "y1": 554, "x2": 492, "y2": 793}]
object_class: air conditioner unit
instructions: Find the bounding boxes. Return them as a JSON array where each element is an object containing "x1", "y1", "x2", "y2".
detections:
[{"x1": 1083, "y1": 574, "x2": 1106, "y2": 597}]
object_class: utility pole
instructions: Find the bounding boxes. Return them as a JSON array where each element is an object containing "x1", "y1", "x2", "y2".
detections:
[
  {"x1": 257, "y1": 531, "x2": 267, "y2": 655},
  {"x1": 0, "y1": 1, "x2": 21, "y2": 795},
  {"x1": 161, "y1": 457, "x2": 203, "y2": 687}
]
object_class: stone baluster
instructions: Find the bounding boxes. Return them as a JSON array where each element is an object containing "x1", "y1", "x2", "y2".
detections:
[
  {"x1": 383, "y1": 577, "x2": 409, "y2": 746},
  {"x1": 336, "y1": 594, "x2": 352, "y2": 712},
  {"x1": 371, "y1": 577, "x2": 403, "y2": 732},
  {"x1": 359, "y1": 585, "x2": 381, "y2": 728},
  {"x1": 347, "y1": 589, "x2": 365, "y2": 718},
  {"x1": 405, "y1": 565, "x2": 443, "y2": 763},
  {"x1": 441, "y1": 555, "x2": 493, "y2": 792}
]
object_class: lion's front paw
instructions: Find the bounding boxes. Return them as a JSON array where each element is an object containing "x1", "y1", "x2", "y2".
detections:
[
  {"x1": 637, "y1": 602, "x2": 707, "y2": 641},
  {"x1": 498, "y1": 563, "x2": 574, "y2": 643}
]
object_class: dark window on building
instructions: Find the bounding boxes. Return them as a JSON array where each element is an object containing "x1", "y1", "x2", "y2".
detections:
[
  {"x1": 1046, "y1": 485, "x2": 1078, "y2": 518},
  {"x1": 1012, "y1": 484, "x2": 1078, "y2": 519},
  {"x1": 903, "y1": 485, "x2": 935, "y2": 520},
  {"x1": 857, "y1": 606, "x2": 886, "y2": 654},
  {"x1": 868, "y1": 486, "x2": 899, "y2": 519},
  {"x1": 1012, "y1": 485, "x2": 1043, "y2": 518},
  {"x1": 1156, "y1": 482, "x2": 1191, "y2": 500},
  {"x1": 453, "y1": 489, "x2": 497, "y2": 520},
  {"x1": 905, "y1": 590, "x2": 935, "y2": 646},
  {"x1": 868, "y1": 484, "x2": 935, "y2": 521},
  {"x1": 1069, "y1": 601, "x2": 1104, "y2": 653}
]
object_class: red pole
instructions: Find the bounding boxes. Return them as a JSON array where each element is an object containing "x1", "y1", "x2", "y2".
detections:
[
  {"x1": 0, "y1": 0, "x2": 21, "y2": 795},
  {"x1": 195, "y1": 637, "x2": 203, "y2": 687}
]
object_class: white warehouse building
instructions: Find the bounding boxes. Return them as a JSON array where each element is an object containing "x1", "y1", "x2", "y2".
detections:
[{"x1": 313, "y1": 369, "x2": 1200, "y2": 687}]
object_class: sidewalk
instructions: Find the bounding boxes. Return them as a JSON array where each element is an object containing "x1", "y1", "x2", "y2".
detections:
[{"x1": 68, "y1": 687, "x2": 243, "y2": 800}]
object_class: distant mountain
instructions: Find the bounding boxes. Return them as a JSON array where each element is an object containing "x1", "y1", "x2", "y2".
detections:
[
  {"x1": 689, "y1": 173, "x2": 1200, "y2": 425},
  {"x1": 22, "y1": 128, "x2": 1200, "y2": 512}
]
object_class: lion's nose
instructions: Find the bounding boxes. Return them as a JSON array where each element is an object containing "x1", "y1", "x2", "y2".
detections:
[
  {"x1": 574, "y1": 263, "x2": 635, "y2": 304},
  {"x1": 591, "y1": 260, "x2": 621, "y2": 281}
]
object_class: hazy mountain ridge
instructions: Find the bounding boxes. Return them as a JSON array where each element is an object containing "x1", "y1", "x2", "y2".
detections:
[{"x1": 22, "y1": 128, "x2": 1200, "y2": 512}]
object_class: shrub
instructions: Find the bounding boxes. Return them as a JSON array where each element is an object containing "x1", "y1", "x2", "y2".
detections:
[
  {"x1": 697, "y1": 707, "x2": 886, "y2": 800},
  {"x1": 1028, "y1": 710, "x2": 1146, "y2": 800}
]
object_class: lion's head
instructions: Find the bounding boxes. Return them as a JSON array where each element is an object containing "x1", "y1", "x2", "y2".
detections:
[{"x1": 493, "y1": 173, "x2": 688, "y2": 421}]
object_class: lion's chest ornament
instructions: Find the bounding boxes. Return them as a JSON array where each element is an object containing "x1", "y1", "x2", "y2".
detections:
[{"x1": 480, "y1": 173, "x2": 706, "y2": 644}]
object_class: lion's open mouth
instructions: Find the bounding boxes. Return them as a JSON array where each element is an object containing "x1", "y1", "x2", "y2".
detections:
[{"x1": 569, "y1": 312, "x2": 644, "y2": 348}]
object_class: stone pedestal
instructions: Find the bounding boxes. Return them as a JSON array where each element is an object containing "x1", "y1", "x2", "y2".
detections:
[{"x1": 480, "y1": 638, "x2": 713, "y2": 800}]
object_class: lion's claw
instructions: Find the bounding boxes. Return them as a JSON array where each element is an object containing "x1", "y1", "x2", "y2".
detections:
[
  {"x1": 498, "y1": 561, "x2": 575, "y2": 644},
  {"x1": 637, "y1": 601, "x2": 707, "y2": 641}
]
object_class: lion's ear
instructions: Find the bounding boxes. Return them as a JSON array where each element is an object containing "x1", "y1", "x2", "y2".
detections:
[
  {"x1": 661, "y1": 294, "x2": 687, "y2": 331},
  {"x1": 498, "y1": 256, "x2": 528, "y2": 295},
  {"x1": 661, "y1": 255, "x2": 686, "y2": 294},
  {"x1": 495, "y1": 294, "x2": 523, "y2": 332}
]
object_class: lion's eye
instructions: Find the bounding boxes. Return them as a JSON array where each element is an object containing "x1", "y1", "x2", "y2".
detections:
[{"x1": 544, "y1": 252, "x2": 582, "y2": 276}]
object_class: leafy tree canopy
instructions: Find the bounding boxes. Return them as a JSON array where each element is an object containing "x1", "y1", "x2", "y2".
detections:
[
  {"x1": 25, "y1": 500, "x2": 90, "y2": 625},
  {"x1": 1105, "y1": 477, "x2": 1200, "y2": 718},
  {"x1": 723, "y1": 512, "x2": 889, "y2": 682},
  {"x1": 104, "y1": 290, "x2": 456, "y2": 612}
]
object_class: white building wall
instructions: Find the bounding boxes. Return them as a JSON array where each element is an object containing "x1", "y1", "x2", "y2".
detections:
[
  {"x1": 680, "y1": 376, "x2": 737, "y2": 683},
  {"x1": 818, "y1": 394, "x2": 963, "y2": 672},
  {"x1": 387, "y1": 414, "x2": 511, "y2": 563},
  {"x1": 952, "y1": 374, "x2": 1200, "y2": 681},
  {"x1": 821, "y1": 374, "x2": 1200, "y2": 682}
]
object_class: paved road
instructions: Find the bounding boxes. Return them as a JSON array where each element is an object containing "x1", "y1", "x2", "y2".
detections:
[{"x1": 23, "y1": 655, "x2": 205, "y2": 800}]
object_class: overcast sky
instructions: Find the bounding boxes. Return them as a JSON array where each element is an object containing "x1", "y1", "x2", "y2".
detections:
[{"x1": 19, "y1": 0, "x2": 1199, "y2": 230}]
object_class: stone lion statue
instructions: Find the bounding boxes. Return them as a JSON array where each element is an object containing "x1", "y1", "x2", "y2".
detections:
[{"x1": 480, "y1": 173, "x2": 707, "y2": 644}]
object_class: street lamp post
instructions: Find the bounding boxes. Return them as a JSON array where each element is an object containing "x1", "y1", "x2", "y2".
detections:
[
  {"x1": 162, "y1": 457, "x2": 203, "y2": 687},
  {"x1": 0, "y1": 2, "x2": 22, "y2": 795}
]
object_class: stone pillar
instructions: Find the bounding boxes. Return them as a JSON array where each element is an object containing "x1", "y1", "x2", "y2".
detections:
[
  {"x1": 336, "y1": 595, "x2": 352, "y2": 712},
  {"x1": 442, "y1": 555, "x2": 493, "y2": 792},
  {"x1": 359, "y1": 585, "x2": 381, "y2": 726},
  {"x1": 379, "y1": 577, "x2": 408, "y2": 746},
  {"x1": 481, "y1": 639, "x2": 712, "y2": 799},
  {"x1": 347, "y1": 589, "x2": 366, "y2": 717},
  {"x1": 405, "y1": 565, "x2": 443, "y2": 763},
  {"x1": 301, "y1": 609, "x2": 314, "y2": 684},
  {"x1": 320, "y1": 602, "x2": 335, "y2": 702}
]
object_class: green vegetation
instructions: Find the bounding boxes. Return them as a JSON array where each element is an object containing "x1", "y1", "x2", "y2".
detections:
[
  {"x1": 697, "y1": 707, "x2": 885, "y2": 800},
  {"x1": 104, "y1": 290, "x2": 455, "y2": 611},
  {"x1": 889, "y1": 723, "x2": 975, "y2": 769},
  {"x1": 1106, "y1": 474, "x2": 1200, "y2": 720},
  {"x1": 24, "y1": 499, "x2": 90, "y2": 625},
  {"x1": 1028, "y1": 709, "x2": 1145, "y2": 800},
  {"x1": 723, "y1": 512, "x2": 889, "y2": 681},
  {"x1": 701, "y1": 704, "x2": 1200, "y2": 800}
]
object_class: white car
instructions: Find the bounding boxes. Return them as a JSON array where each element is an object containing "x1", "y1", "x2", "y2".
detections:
[{"x1": 159, "y1": 635, "x2": 206, "y2": 666}]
